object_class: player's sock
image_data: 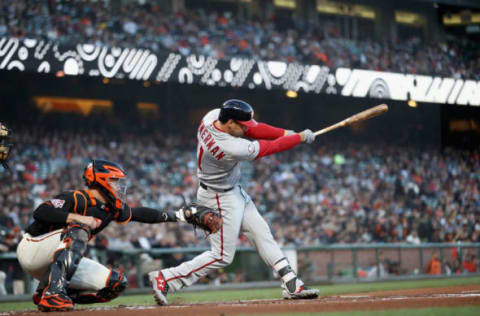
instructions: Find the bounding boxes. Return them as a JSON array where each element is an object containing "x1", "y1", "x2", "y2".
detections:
[{"x1": 274, "y1": 257, "x2": 298, "y2": 292}]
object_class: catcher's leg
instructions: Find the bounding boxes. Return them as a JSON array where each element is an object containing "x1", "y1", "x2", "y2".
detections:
[
  {"x1": 242, "y1": 201, "x2": 319, "y2": 299},
  {"x1": 68, "y1": 267, "x2": 128, "y2": 304},
  {"x1": 150, "y1": 187, "x2": 244, "y2": 305},
  {"x1": 37, "y1": 223, "x2": 91, "y2": 312},
  {"x1": 17, "y1": 229, "x2": 65, "y2": 306}
]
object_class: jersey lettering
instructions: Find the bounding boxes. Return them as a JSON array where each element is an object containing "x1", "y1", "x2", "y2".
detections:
[
  {"x1": 197, "y1": 124, "x2": 225, "y2": 162},
  {"x1": 204, "y1": 133, "x2": 212, "y2": 143},
  {"x1": 210, "y1": 146, "x2": 219, "y2": 156},
  {"x1": 206, "y1": 138, "x2": 215, "y2": 150},
  {"x1": 216, "y1": 151, "x2": 225, "y2": 160}
]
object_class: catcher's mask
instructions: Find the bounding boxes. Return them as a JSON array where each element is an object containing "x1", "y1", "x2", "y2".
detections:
[
  {"x1": 0, "y1": 123, "x2": 12, "y2": 171},
  {"x1": 83, "y1": 159, "x2": 127, "y2": 209}
]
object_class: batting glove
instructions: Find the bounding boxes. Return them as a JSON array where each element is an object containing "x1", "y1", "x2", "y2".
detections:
[{"x1": 301, "y1": 129, "x2": 315, "y2": 144}]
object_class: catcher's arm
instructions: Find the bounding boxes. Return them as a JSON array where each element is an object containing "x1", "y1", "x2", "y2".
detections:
[
  {"x1": 129, "y1": 203, "x2": 222, "y2": 235},
  {"x1": 130, "y1": 206, "x2": 178, "y2": 223}
]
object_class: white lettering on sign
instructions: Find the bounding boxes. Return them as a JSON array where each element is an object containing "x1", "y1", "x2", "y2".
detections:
[
  {"x1": 456, "y1": 80, "x2": 480, "y2": 106},
  {"x1": 336, "y1": 68, "x2": 480, "y2": 106}
]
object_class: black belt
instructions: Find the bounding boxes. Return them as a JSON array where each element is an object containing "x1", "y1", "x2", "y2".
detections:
[{"x1": 200, "y1": 182, "x2": 234, "y2": 192}]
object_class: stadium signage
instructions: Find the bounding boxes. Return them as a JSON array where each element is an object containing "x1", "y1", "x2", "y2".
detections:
[
  {"x1": 335, "y1": 68, "x2": 480, "y2": 106},
  {"x1": 0, "y1": 37, "x2": 478, "y2": 106}
]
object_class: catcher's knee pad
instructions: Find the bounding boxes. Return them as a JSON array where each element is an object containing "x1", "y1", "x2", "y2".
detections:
[
  {"x1": 58, "y1": 223, "x2": 91, "y2": 280},
  {"x1": 96, "y1": 270, "x2": 128, "y2": 302}
]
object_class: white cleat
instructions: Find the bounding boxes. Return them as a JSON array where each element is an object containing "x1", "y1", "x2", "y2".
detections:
[
  {"x1": 282, "y1": 278, "x2": 319, "y2": 299},
  {"x1": 148, "y1": 271, "x2": 169, "y2": 306},
  {"x1": 282, "y1": 285, "x2": 320, "y2": 299}
]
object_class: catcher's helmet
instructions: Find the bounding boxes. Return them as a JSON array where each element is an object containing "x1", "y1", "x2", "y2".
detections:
[
  {"x1": 0, "y1": 123, "x2": 12, "y2": 171},
  {"x1": 218, "y1": 99, "x2": 257, "y2": 128},
  {"x1": 83, "y1": 159, "x2": 127, "y2": 209}
]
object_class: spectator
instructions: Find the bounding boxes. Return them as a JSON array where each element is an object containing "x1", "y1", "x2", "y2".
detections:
[
  {"x1": 1, "y1": 113, "x2": 479, "y2": 272},
  {"x1": 406, "y1": 230, "x2": 421, "y2": 244},
  {"x1": 0, "y1": 1, "x2": 478, "y2": 79},
  {"x1": 425, "y1": 252, "x2": 442, "y2": 275},
  {"x1": 463, "y1": 253, "x2": 478, "y2": 273}
]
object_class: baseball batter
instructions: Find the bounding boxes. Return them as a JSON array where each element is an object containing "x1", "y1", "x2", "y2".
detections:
[
  {"x1": 16, "y1": 159, "x2": 215, "y2": 312},
  {"x1": 149, "y1": 99, "x2": 319, "y2": 305}
]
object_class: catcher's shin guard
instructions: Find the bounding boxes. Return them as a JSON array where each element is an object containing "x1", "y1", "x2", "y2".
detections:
[
  {"x1": 38, "y1": 223, "x2": 90, "y2": 311},
  {"x1": 68, "y1": 269, "x2": 128, "y2": 304},
  {"x1": 274, "y1": 257, "x2": 319, "y2": 300}
]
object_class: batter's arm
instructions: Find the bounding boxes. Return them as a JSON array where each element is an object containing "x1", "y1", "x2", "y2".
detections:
[
  {"x1": 244, "y1": 122, "x2": 286, "y2": 140},
  {"x1": 256, "y1": 133, "x2": 302, "y2": 159}
]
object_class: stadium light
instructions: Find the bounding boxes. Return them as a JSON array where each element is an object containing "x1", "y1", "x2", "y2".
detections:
[
  {"x1": 408, "y1": 100, "x2": 417, "y2": 108},
  {"x1": 286, "y1": 90, "x2": 298, "y2": 98}
]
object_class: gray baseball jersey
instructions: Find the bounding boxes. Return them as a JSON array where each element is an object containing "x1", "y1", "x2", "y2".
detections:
[
  {"x1": 196, "y1": 109, "x2": 260, "y2": 190},
  {"x1": 160, "y1": 108, "x2": 288, "y2": 293}
]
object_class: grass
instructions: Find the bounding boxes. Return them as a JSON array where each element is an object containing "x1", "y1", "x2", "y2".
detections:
[{"x1": 0, "y1": 276, "x2": 479, "y2": 312}]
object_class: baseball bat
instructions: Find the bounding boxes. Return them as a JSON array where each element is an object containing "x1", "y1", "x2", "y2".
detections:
[{"x1": 314, "y1": 104, "x2": 388, "y2": 136}]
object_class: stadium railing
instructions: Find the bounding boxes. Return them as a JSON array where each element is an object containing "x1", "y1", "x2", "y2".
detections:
[{"x1": 0, "y1": 242, "x2": 479, "y2": 300}]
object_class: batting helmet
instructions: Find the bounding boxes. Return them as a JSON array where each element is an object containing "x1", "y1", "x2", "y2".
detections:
[
  {"x1": 218, "y1": 99, "x2": 258, "y2": 128},
  {"x1": 83, "y1": 159, "x2": 127, "y2": 209}
]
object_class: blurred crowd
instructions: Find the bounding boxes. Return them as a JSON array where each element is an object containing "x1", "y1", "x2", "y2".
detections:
[
  {"x1": 1, "y1": 122, "x2": 479, "y2": 249},
  {"x1": 0, "y1": 0, "x2": 479, "y2": 79},
  {"x1": 0, "y1": 116, "x2": 479, "y2": 292}
]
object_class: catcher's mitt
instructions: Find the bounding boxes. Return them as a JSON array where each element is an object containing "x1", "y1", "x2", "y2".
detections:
[{"x1": 181, "y1": 202, "x2": 222, "y2": 235}]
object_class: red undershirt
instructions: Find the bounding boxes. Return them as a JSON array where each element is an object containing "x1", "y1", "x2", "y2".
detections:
[
  {"x1": 245, "y1": 123, "x2": 301, "y2": 159},
  {"x1": 213, "y1": 120, "x2": 302, "y2": 160}
]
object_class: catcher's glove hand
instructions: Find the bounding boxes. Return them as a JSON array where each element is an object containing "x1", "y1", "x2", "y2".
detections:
[{"x1": 179, "y1": 202, "x2": 222, "y2": 235}]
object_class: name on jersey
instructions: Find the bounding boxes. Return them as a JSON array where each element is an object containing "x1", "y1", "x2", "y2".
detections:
[{"x1": 198, "y1": 123, "x2": 226, "y2": 160}]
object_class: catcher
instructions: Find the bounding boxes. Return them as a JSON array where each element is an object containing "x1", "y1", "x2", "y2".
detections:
[
  {"x1": 16, "y1": 159, "x2": 222, "y2": 312},
  {"x1": 0, "y1": 122, "x2": 13, "y2": 170}
]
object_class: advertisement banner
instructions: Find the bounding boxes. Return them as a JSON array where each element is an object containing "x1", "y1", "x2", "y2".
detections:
[{"x1": 0, "y1": 37, "x2": 478, "y2": 106}]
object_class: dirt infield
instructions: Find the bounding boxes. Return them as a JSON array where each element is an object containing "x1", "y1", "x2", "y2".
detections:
[{"x1": 7, "y1": 285, "x2": 480, "y2": 315}]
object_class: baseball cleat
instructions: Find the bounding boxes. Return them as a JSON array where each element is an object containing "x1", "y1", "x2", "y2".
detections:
[
  {"x1": 282, "y1": 285, "x2": 320, "y2": 299},
  {"x1": 37, "y1": 293, "x2": 74, "y2": 312},
  {"x1": 282, "y1": 278, "x2": 319, "y2": 299},
  {"x1": 148, "y1": 271, "x2": 169, "y2": 306}
]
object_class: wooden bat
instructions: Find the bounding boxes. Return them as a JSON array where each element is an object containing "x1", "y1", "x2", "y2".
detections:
[{"x1": 314, "y1": 104, "x2": 388, "y2": 136}]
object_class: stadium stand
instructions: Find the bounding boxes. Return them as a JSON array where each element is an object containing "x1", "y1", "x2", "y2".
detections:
[
  {"x1": 0, "y1": 0, "x2": 479, "y2": 79},
  {"x1": 1, "y1": 116, "x2": 478, "y2": 257}
]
